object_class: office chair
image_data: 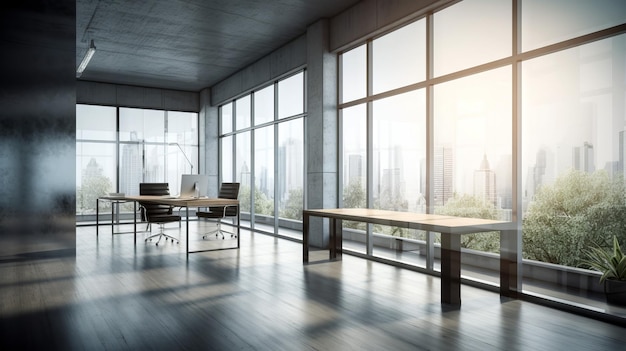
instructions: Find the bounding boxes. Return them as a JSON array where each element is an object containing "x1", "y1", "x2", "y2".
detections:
[
  {"x1": 139, "y1": 183, "x2": 181, "y2": 246},
  {"x1": 197, "y1": 182, "x2": 240, "y2": 240}
]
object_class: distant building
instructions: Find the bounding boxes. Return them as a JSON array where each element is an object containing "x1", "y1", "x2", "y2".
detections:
[
  {"x1": 474, "y1": 154, "x2": 496, "y2": 206},
  {"x1": 572, "y1": 141, "x2": 595, "y2": 173},
  {"x1": 434, "y1": 145, "x2": 454, "y2": 206}
]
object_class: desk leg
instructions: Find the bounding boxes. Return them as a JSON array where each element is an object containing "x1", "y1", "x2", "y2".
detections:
[
  {"x1": 111, "y1": 202, "x2": 115, "y2": 236},
  {"x1": 329, "y1": 218, "x2": 342, "y2": 261},
  {"x1": 186, "y1": 207, "x2": 190, "y2": 258},
  {"x1": 96, "y1": 198, "x2": 99, "y2": 237},
  {"x1": 236, "y1": 205, "x2": 240, "y2": 249},
  {"x1": 303, "y1": 213, "x2": 309, "y2": 263},
  {"x1": 500, "y1": 229, "x2": 518, "y2": 298},
  {"x1": 441, "y1": 233, "x2": 461, "y2": 305},
  {"x1": 133, "y1": 201, "x2": 137, "y2": 245}
]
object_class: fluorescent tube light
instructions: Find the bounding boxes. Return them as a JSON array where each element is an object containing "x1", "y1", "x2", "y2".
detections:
[{"x1": 76, "y1": 40, "x2": 96, "y2": 77}]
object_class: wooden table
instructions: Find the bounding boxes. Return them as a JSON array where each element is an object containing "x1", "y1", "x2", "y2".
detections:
[
  {"x1": 97, "y1": 196, "x2": 240, "y2": 256},
  {"x1": 302, "y1": 208, "x2": 516, "y2": 306}
]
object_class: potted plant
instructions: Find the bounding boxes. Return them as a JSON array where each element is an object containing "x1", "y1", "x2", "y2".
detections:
[{"x1": 582, "y1": 236, "x2": 626, "y2": 306}]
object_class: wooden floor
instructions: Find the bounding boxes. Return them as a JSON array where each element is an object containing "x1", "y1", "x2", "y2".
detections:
[{"x1": 1, "y1": 223, "x2": 626, "y2": 350}]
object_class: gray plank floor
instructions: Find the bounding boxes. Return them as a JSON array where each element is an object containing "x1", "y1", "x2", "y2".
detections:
[{"x1": 1, "y1": 223, "x2": 625, "y2": 350}]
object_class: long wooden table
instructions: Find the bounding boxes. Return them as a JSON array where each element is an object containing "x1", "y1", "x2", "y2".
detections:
[
  {"x1": 97, "y1": 196, "x2": 240, "y2": 256},
  {"x1": 302, "y1": 208, "x2": 516, "y2": 306}
]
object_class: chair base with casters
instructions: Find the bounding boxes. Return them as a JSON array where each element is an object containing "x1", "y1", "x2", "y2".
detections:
[
  {"x1": 196, "y1": 182, "x2": 240, "y2": 241},
  {"x1": 138, "y1": 182, "x2": 181, "y2": 246},
  {"x1": 197, "y1": 205, "x2": 237, "y2": 240},
  {"x1": 144, "y1": 215, "x2": 181, "y2": 246}
]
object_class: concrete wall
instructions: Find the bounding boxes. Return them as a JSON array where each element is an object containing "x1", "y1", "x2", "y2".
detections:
[
  {"x1": 330, "y1": 0, "x2": 455, "y2": 52},
  {"x1": 210, "y1": 35, "x2": 307, "y2": 106},
  {"x1": 77, "y1": 81, "x2": 200, "y2": 112},
  {"x1": 0, "y1": 2, "x2": 77, "y2": 259}
]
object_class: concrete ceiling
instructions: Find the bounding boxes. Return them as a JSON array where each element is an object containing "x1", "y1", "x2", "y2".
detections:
[{"x1": 76, "y1": 0, "x2": 360, "y2": 92}]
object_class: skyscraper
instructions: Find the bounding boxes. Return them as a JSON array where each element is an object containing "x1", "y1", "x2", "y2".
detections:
[
  {"x1": 572, "y1": 141, "x2": 595, "y2": 173},
  {"x1": 434, "y1": 145, "x2": 454, "y2": 206},
  {"x1": 473, "y1": 154, "x2": 496, "y2": 206}
]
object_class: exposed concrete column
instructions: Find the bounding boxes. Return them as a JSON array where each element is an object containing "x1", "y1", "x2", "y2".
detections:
[
  {"x1": 306, "y1": 19, "x2": 338, "y2": 249},
  {"x1": 200, "y1": 88, "x2": 219, "y2": 197}
]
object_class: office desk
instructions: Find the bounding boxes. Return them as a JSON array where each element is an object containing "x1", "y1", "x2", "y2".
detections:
[
  {"x1": 125, "y1": 196, "x2": 240, "y2": 256},
  {"x1": 302, "y1": 208, "x2": 516, "y2": 306},
  {"x1": 96, "y1": 196, "x2": 138, "y2": 240},
  {"x1": 96, "y1": 196, "x2": 240, "y2": 256}
]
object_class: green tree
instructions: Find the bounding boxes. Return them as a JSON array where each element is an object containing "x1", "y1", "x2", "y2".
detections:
[
  {"x1": 523, "y1": 170, "x2": 626, "y2": 267},
  {"x1": 343, "y1": 180, "x2": 367, "y2": 230},
  {"x1": 77, "y1": 175, "x2": 113, "y2": 214},
  {"x1": 76, "y1": 159, "x2": 113, "y2": 214},
  {"x1": 435, "y1": 193, "x2": 500, "y2": 252},
  {"x1": 280, "y1": 187, "x2": 303, "y2": 220},
  {"x1": 238, "y1": 184, "x2": 274, "y2": 216}
]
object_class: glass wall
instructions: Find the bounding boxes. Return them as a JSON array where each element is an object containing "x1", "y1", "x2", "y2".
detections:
[
  {"x1": 219, "y1": 71, "x2": 305, "y2": 236},
  {"x1": 339, "y1": 0, "x2": 626, "y2": 312},
  {"x1": 76, "y1": 105, "x2": 198, "y2": 221}
]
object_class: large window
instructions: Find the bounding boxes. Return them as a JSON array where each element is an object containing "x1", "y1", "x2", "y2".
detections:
[
  {"x1": 76, "y1": 105, "x2": 198, "y2": 220},
  {"x1": 339, "y1": 0, "x2": 626, "y2": 314},
  {"x1": 219, "y1": 71, "x2": 305, "y2": 236}
]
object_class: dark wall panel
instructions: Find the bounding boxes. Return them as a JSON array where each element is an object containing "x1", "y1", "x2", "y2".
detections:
[{"x1": 0, "y1": 1, "x2": 77, "y2": 258}]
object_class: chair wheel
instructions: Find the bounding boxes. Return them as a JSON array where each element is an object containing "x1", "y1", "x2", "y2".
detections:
[{"x1": 156, "y1": 243, "x2": 158, "y2": 246}]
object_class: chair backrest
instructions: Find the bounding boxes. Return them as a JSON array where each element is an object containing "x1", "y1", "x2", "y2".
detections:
[
  {"x1": 214, "y1": 182, "x2": 240, "y2": 216},
  {"x1": 139, "y1": 183, "x2": 172, "y2": 219},
  {"x1": 218, "y1": 182, "x2": 240, "y2": 199},
  {"x1": 140, "y1": 183, "x2": 170, "y2": 196}
]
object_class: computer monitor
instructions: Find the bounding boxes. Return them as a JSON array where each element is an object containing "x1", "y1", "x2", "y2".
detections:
[{"x1": 180, "y1": 174, "x2": 209, "y2": 198}]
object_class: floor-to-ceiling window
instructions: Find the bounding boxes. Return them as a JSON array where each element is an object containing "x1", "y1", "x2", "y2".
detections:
[
  {"x1": 219, "y1": 71, "x2": 305, "y2": 236},
  {"x1": 76, "y1": 105, "x2": 198, "y2": 222},
  {"x1": 339, "y1": 0, "x2": 626, "y2": 314}
]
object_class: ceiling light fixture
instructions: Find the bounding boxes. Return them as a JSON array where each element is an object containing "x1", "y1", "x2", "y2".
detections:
[{"x1": 76, "y1": 39, "x2": 96, "y2": 78}]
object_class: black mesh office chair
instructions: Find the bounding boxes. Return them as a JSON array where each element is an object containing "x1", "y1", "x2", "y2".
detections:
[
  {"x1": 197, "y1": 182, "x2": 240, "y2": 239},
  {"x1": 139, "y1": 183, "x2": 181, "y2": 245}
]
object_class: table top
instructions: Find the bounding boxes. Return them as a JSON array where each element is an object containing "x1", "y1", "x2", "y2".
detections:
[
  {"x1": 303, "y1": 208, "x2": 514, "y2": 234},
  {"x1": 108, "y1": 195, "x2": 239, "y2": 207}
]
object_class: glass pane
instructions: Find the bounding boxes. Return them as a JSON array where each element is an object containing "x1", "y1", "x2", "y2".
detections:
[
  {"x1": 119, "y1": 108, "x2": 165, "y2": 142},
  {"x1": 278, "y1": 72, "x2": 304, "y2": 118},
  {"x1": 372, "y1": 90, "x2": 427, "y2": 214},
  {"x1": 76, "y1": 104, "x2": 116, "y2": 140},
  {"x1": 278, "y1": 118, "x2": 304, "y2": 227},
  {"x1": 221, "y1": 103, "x2": 233, "y2": 135},
  {"x1": 167, "y1": 111, "x2": 198, "y2": 146},
  {"x1": 236, "y1": 96, "x2": 251, "y2": 130},
  {"x1": 76, "y1": 142, "x2": 116, "y2": 215},
  {"x1": 434, "y1": 0, "x2": 511, "y2": 77},
  {"x1": 371, "y1": 90, "x2": 428, "y2": 261},
  {"x1": 522, "y1": 0, "x2": 626, "y2": 52},
  {"x1": 373, "y1": 19, "x2": 426, "y2": 94},
  {"x1": 341, "y1": 104, "x2": 368, "y2": 255},
  {"x1": 254, "y1": 126, "x2": 275, "y2": 228},
  {"x1": 433, "y1": 67, "x2": 512, "y2": 255},
  {"x1": 221, "y1": 136, "x2": 233, "y2": 182},
  {"x1": 236, "y1": 132, "x2": 251, "y2": 213},
  {"x1": 119, "y1": 143, "x2": 143, "y2": 196},
  {"x1": 254, "y1": 85, "x2": 274, "y2": 125},
  {"x1": 118, "y1": 143, "x2": 166, "y2": 196},
  {"x1": 144, "y1": 144, "x2": 166, "y2": 183},
  {"x1": 168, "y1": 143, "x2": 197, "y2": 192},
  {"x1": 341, "y1": 45, "x2": 367, "y2": 103},
  {"x1": 522, "y1": 35, "x2": 626, "y2": 271}
]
